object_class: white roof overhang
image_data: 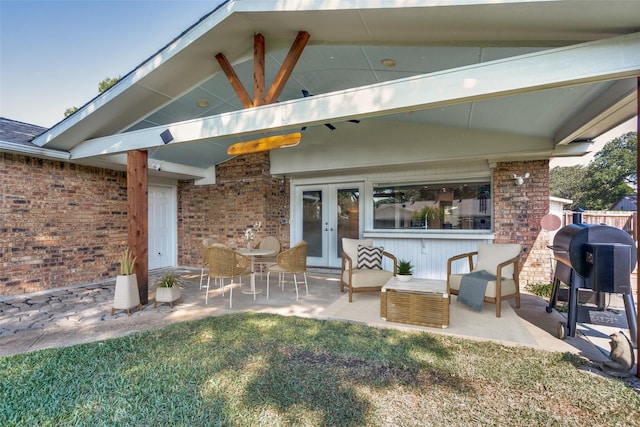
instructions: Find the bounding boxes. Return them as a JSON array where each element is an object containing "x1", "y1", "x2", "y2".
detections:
[
  {"x1": 69, "y1": 32, "x2": 640, "y2": 161},
  {"x1": 29, "y1": 0, "x2": 640, "y2": 178}
]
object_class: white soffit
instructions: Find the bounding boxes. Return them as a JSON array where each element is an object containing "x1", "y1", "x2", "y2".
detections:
[
  {"x1": 70, "y1": 32, "x2": 640, "y2": 160},
  {"x1": 35, "y1": 0, "x2": 640, "y2": 152}
]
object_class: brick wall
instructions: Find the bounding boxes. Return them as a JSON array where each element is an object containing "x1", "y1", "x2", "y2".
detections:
[
  {"x1": 493, "y1": 160, "x2": 551, "y2": 285},
  {"x1": 1, "y1": 149, "x2": 549, "y2": 297},
  {"x1": 1, "y1": 153, "x2": 127, "y2": 297},
  {"x1": 177, "y1": 152, "x2": 290, "y2": 268}
]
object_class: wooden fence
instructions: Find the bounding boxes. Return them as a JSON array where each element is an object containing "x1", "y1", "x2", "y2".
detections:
[{"x1": 563, "y1": 210, "x2": 637, "y2": 241}]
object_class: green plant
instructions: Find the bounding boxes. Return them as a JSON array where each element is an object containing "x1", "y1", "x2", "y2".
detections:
[
  {"x1": 397, "y1": 259, "x2": 413, "y2": 275},
  {"x1": 156, "y1": 273, "x2": 182, "y2": 288},
  {"x1": 525, "y1": 282, "x2": 553, "y2": 298},
  {"x1": 525, "y1": 281, "x2": 568, "y2": 312},
  {"x1": 119, "y1": 248, "x2": 136, "y2": 276}
]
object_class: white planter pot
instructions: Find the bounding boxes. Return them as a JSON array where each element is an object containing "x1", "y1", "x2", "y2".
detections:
[
  {"x1": 154, "y1": 286, "x2": 182, "y2": 308},
  {"x1": 396, "y1": 274, "x2": 412, "y2": 282},
  {"x1": 112, "y1": 274, "x2": 141, "y2": 315}
]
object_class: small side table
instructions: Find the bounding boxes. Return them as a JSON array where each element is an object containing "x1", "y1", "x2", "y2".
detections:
[{"x1": 381, "y1": 277, "x2": 450, "y2": 328}]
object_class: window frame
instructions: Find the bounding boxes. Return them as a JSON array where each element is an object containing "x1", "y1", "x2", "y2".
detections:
[{"x1": 366, "y1": 177, "x2": 493, "y2": 236}]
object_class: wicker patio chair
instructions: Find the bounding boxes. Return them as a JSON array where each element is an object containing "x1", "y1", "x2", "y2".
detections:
[
  {"x1": 266, "y1": 241, "x2": 308, "y2": 301},
  {"x1": 255, "y1": 236, "x2": 281, "y2": 278},
  {"x1": 199, "y1": 238, "x2": 217, "y2": 290},
  {"x1": 205, "y1": 245, "x2": 254, "y2": 308}
]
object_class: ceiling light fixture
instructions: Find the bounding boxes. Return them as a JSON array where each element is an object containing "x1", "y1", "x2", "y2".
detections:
[
  {"x1": 197, "y1": 99, "x2": 210, "y2": 107},
  {"x1": 381, "y1": 58, "x2": 396, "y2": 67},
  {"x1": 227, "y1": 132, "x2": 302, "y2": 155}
]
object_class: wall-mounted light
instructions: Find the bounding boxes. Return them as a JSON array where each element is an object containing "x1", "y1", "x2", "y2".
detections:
[
  {"x1": 512, "y1": 173, "x2": 530, "y2": 186},
  {"x1": 227, "y1": 133, "x2": 302, "y2": 155}
]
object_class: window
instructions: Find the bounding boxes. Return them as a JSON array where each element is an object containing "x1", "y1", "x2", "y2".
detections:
[{"x1": 373, "y1": 181, "x2": 491, "y2": 230}]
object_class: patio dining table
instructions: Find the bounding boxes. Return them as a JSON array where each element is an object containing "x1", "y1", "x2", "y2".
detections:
[{"x1": 236, "y1": 247, "x2": 277, "y2": 294}]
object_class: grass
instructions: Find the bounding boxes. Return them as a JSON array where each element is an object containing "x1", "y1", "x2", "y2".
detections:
[{"x1": 1, "y1": 312, "x2": 639, "y2": 426}]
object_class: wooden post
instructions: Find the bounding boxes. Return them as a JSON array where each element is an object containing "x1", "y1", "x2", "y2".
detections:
[
  {"x1": 127, "y1": 150, "x2": 149, "y2": 305},
  {"x1": 254, "y1": 33, "x2": 265, "y2": 107}
]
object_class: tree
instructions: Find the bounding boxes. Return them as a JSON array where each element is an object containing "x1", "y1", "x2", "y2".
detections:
[
  {"x1": 550, "y1": 165, "x2": 588, "y2": 209},
  {"x1": 64, "y1": 75, "x2": 121, "y2": 117},
  {"x1": 64, "y1": 106, "x2": 78, "y2": 118},
  {"x1": 550, "y1": 131, "x2": 637, "y2": 210},
  {"x1": 98, "y1": 76, "x2": 120, "y2": 93}
]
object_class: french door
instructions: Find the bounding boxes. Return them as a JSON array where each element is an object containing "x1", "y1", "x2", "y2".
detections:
[{"x1": 293, "y1": 183, "x2": 363, "y2": 268}]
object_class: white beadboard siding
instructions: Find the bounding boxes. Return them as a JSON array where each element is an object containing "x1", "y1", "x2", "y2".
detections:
[{"x1": 375, "y1": 238, "x2": 492, "y2": 280}]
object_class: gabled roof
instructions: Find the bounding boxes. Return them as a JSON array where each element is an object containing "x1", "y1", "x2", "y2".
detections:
[
  {"x1": 0, "y1": 117, "x2": 69, "y2": 160},
  {"x1": 24, "y1": 1, "x2": 640, "y2": 179},
  {"x1": 0, "y1": 117, "x2": 46, "y2": 145}
]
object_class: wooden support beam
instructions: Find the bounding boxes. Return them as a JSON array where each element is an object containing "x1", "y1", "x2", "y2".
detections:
[
  {"x1": 215, "y1": 52, "x2": 253, "y2": 109},
  {"x1": 127, "y1": 150, "x2": 149, "y2": 305},
  {"x1": 254, "y1": 33, "x2": 265, "y2": 107},
  {"x1": 265, "y1": 31, "x2": 310, "y2": 104}
]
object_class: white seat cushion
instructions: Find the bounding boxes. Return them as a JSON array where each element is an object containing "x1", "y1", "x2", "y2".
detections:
[
  {"x1": 472, "y1": 243, "x2": 521, "y2": 279},
  {"x1": 448, "y1": 273, "x2": 517, "y2": 298},
  {"x1": 343, "y1": 268, "x2": 394, "y2": 288}
]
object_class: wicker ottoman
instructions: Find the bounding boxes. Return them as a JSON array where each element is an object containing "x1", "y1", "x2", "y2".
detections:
[{"x1": 380, "y1": 278, "x2": 449, "y2": 328}]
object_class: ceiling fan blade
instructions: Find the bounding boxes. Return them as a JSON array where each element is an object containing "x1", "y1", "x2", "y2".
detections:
[{"x1": 301, "y1": 90, "x2": 353, "y2": 131}]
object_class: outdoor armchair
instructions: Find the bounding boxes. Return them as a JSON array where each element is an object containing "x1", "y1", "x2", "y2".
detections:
[
  {"x1": 447, "y1": 243, "x2": 521, "y2": 317},
  {"x1": 341, "y1": 238, "x2": 397, "y2": 302}
]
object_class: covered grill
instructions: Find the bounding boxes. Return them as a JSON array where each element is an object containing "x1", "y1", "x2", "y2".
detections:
[{"x1": 549, "y1": 223, "x2": 637, "y2": 345}]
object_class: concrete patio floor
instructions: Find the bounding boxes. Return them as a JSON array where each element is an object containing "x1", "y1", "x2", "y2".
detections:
[{"x1": 1, "y1": 267, "x2": 638, "y2": 391}]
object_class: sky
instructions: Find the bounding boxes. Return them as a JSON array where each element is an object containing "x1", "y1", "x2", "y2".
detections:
[
  {"x1": 0, "y1": 0, "x2": 636, "y2": 167},
  {"x1": 1, "y1": 0, "x2": 224, "y2": 128}
]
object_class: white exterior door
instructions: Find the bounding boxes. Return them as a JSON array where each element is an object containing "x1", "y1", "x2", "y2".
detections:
[
  {"x1": 292, "y1": 183, "x2": 363, "y2": 268},
  {"x1": 148, "y1": 185, "x2": 176, "y2": 270}
]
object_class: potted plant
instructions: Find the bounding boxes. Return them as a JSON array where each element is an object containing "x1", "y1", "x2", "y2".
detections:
[
  {"x1": 112, "y1": 248, "x2": 142, "y2": 315},
  {"x1": 154, "y1": 273, "x2": 183, "y2": 308},
  {"x1": 396, "y1": 259, "x2": 414, "y2": 282}
]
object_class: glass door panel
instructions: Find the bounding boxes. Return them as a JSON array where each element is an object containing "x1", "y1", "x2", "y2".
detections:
[
  {"x1": 336, "y1": 188, "x2": 360, "y2": 262},
  {"x1": 302, "y1": 190, "x2": 323, "y2": 258}
]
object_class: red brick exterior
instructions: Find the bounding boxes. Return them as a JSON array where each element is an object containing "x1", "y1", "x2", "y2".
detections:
[
  {"x1": 176, "y1": 152, "x2": 290, "y2": 268},
  {"x1": 1, "y1": 150, "x2": 551, "y2": 297},
  {"x1": 1, "y1": 153, "x2": 128, "y2": 296},
  {"x1": 493, "y1": 160, "x2": 551, "y2": 286}
]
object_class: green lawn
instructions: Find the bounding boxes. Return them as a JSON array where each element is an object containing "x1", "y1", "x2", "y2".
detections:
[{"x1": 2, "y1": 312, "x2": 639, "y2": 426}]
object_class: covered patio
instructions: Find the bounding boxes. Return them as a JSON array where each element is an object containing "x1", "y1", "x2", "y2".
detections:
[
  {"x1": 1, "y1": 0, "x2": 639, "y2": 379},
  {"x1": 1, "y1": 267, "x2": 634, "y2": 378}
]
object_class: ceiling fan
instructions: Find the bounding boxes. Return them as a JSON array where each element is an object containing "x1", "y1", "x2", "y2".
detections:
[{"x1": 300, "y1": 90, "x2": 360, "y2": 131}]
